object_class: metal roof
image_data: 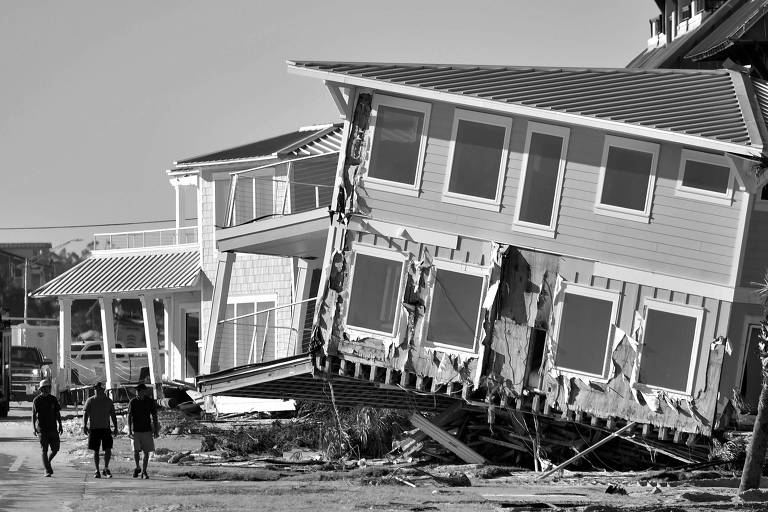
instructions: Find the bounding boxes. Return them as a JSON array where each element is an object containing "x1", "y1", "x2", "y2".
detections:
[
  {"x1": 686, "y1": 0, "x2": 768, "y2": 60},
  {"x1": 751, "y1": 78, "x2": 768, "y2": 129},
  {"x1": 289, "y1": 62, "x2": 757, "y2": 148},
  {"x1": 176, "y1": 124, "x2": 342, "y2": 166},
  {"x1": 31, "y1": 250, "x2": 200, "y2": 297}
]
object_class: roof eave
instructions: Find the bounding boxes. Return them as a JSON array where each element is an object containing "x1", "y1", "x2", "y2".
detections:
[{"x1": 288, "y1": 64, "x2": 763, "y2": 158}]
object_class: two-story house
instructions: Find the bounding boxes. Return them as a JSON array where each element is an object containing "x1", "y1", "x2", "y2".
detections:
[
  {"x1": 32, "y1": 124, "x2": 340, "y2": 409},
  {"x1": 198, "y1": 60, "x2": 768, "y2": 446}
]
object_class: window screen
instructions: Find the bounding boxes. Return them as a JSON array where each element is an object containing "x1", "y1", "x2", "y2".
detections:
[
  {"x1": 554, "y1": 292, "x2": 613, "y2": 376},
  {"x1": 639, "y1": 308, "x2": 698, "y2": 392},
  {"x1": 600, "y1": 146, "x2": 654, "y2": 211},
  {"x1": 682, "y1": 159, "x2": 730, "y2": 194},
  {"x1": 518, "y1": 132, "x2": 564, "y2": 226},
  {"x1": 448, "y1": 120, "x2": 507, "y2": 200},
  {"x1": 368, "y1": 105, "x2": 425, "y2": 185},
  {"x1": 347, "y1": 254, "x2": 402, "y2": 334},
  {"x1": 427, "y1": 270, "x2": 484, "y2": 350}
]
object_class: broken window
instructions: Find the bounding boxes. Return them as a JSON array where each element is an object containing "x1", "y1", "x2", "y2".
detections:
[
  {"x1": 638, "y1": 300, "x2": 703, "y2": 395},
  {"x1": 553, "y1": 284, "x2": 619, "y2": 379},
  {"x1": 366, "y1": 96, "x2": 430, "y2": 193},
  {"x1": 514, "y1": 122, "x2": 570, "y2": 236},
  {"x1": 676, "y1": 149, "x2": 733, "y2": 204},
  {"x1": 443, "y1": 109, "x2": 512, "y2": 210},
  {"x1": 595, "y1": 136, "x2": 658, "y2": 222},
  {"x1": 426, "y1": 265, "x2": 486, "y2": 352},
  {"x1": 347, "y1": 250, "x2": 405, "y2": 336}
]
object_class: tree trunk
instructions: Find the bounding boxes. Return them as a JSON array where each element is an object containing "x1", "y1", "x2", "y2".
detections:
[{"x1": 740, "y1": 372, "x2": 768, "y2": 492}]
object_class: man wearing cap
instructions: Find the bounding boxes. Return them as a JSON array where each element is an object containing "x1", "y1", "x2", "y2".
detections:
[
  {"x1": 83, "y1": 382, "x2": 118, "y2": 478},
  {"x1": 127, "y1": 382, "x2": 159, "y2": 479},
  {"x1": 31, "y1": 379, "x2": 62, "y2": 477}
]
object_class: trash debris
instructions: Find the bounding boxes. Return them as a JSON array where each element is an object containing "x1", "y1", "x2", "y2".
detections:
[{"x1": 605, "y1": 484, "x2": 627, "y2": 495}]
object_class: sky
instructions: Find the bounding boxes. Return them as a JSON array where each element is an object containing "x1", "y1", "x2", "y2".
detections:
[{"x1": 0, "y1": 1, "x2": 660, "y2": 254}]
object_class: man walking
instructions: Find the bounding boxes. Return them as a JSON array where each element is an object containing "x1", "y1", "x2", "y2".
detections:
[
  {"x1": 83, "y1": 382, "x2": 118, "y2": 478},
  {"x1": 32, "y1": 379, "x2": 62, "y2": 477},
  {"x1": 127, "y1": 382, "x2": 159, "y2": 479}
]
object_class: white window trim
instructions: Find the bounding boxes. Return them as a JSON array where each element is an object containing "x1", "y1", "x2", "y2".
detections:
[
  {"x1": 227, "y1": 294, "x2": 278, "y2": 366},
  {"x1": 594, "y1": 135, "x2": 659, "y2": 224},
  {"x1": 422, "y1": 258, "x2": 489, "y2": 356},
  {"x1": 441, "y1": 109, "x2": 513, "y2": 212},
  {"x1": 639, "y1": 298, "x2": 704, "y2": 396},
  {"x1": 675, "y1": 149, "x2": 734, "y2": 205},
  {"x1": 344, "y1": 244, "x2": 408, "y2": 339},
  {"x1": 512, "y1": 122, "x2": 570, "y2": 238},
  {"x1": 553, "y1": 283, "x2": 620, "y2": 381},
  {"x1": 364, "y1": 95, "x2": 431, "y2": 197}
]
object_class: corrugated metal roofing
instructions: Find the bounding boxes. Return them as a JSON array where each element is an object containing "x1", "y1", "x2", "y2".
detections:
[
  {"x1": 290, "y1": 62, "x2": 753, "y2": 146},
  {"x1": 686, "y1": 0, "x2": 768, "y2": 60},
  {"x1": 752, "y1": 78, "x2": 768, "y2": 129},
  {"x1": 626, "y1": 30, "x2": 697, "y2": 68},
  {"x1": 285, "y1": 127, "x2": 344, "y2": 158},
  {"x1": 176, "y1": 124, "x2": 342, "y2": 165},
  {"x1": 31, "y1": 250, "x2": 200, "y2": 297}
]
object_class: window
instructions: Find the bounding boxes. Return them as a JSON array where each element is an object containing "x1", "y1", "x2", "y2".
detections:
[
  {"x1": 513, "y1": 123, "x2": 570, "y2": 237},
  {"x1": 346, "y1": 248, "x2": 405, "y2": 336},
  {"x1": 214, "y1": 179, "x2": 231, "y2": 228},
  {"x1": 676, "y1": 149, "x2": 733, "y2": 204},
  {"x1": 553, "y1": 284, "x2": 619, "y2": 380},
  {"x1": 442, "y1": 109, "x2": 513, "y2": 211},
  {"x1": 366, "y1": 96, "x2": 431, "y2": 195},
  {"x1": 680, "y1": 1, "x2": 692, "y2": 21},
  {"x1": 594, "y1": 136, "x2": 659, "y2": 222},
  {"x1": 425, "y1": 261, "x2": 487, "y2": 353},
  {"x1": 638, "y1": 299, "x2": 703, "y2": 395},
  {"x1": 756, "y1": 184, "x2": 768, "y2": 211}
]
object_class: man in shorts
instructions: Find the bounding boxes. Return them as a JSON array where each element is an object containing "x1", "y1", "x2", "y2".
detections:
[
  {"x1": 31, "y1": 379, "x2": 62, "y2": 477},
  {"x1": 127, "y1": 382, "x2": 159, "y2": 479},
  {"x1": 83, "y1": 382, "x2": 118, "y2": 478}
]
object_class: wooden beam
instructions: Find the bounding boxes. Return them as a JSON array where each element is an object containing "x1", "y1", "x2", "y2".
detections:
[
  {"x1": 98, "y1": 297, "x2": 118, "y2": 394},
  {"x1": 410, "y1": 412, "x2": 487, "y2": 464},
  {"x1": 201, "y1": 252, "x2": 235, "y2": 374},
  {"x1": 140, "y1": 295, "x2": 164, "y2": 400}
]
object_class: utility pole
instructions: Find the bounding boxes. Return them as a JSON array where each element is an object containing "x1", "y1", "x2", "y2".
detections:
[{"x1": 23, "y1": 258, "x2": 28, "y2": 324}]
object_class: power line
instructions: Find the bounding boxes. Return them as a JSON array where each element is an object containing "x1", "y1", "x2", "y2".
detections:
[{"x1": 0, "y1": 219, "x2": 176, "y2": 230}]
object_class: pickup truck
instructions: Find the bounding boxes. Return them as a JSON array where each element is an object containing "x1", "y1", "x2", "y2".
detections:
[
  {"x1": 10, "y1": 346, "x2": 52, "y2": 401},
  {"x1": 70, "y1": 341, "x2": 149, "y2": 386}
]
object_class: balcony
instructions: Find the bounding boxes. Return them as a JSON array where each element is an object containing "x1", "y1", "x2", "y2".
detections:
[
  {"x1": 217, "y1": 163, "x2": 335, "y2": 258},
  {"x1": 93, "y1": 226, "x2": 198, "y2": 252}
]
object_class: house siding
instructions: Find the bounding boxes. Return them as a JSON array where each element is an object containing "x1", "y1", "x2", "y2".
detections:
[
  {"x1": 199, "y1": 172, "x2": 295, "y2": 372},
  {"x1": 361, "y1": 97, "x2": 741, "y2": 286}
]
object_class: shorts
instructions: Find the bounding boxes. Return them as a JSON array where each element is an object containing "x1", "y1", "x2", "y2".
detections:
[
  {"x1": 131, "y1": 431, "x2": 155, "y2": 453},
  {"x1": 39, "y1": 431, "x2": 60, "y2": 452},
  {"x1": 88, "y1": 428, "x2": 113, "y2": 451}
]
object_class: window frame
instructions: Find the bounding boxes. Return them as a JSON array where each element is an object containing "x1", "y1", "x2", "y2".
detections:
[
  {"x1": 364, "y1": 95, "x2": 432, "y2": 197},
  {"x1": 639, "y1": 298, "x2": 704, "y2": 396},
  {"x1": 344, "y1": 244, "x2": 408, "y2": 339},
  {"x1": 441, "y1": 109, "x2": 513, "y2": 212},
  {"x1": 512, "y1": 122, "x2": 571, "y2": 238},
  {"x1": 594, "y1": 135, "x2": 659, "y2": 223},
  {"x1": 227, "y1": 294, "x2": 278, "y2": 366},
  {"x1": 422, "y1": 258, "x2": 489, "y2": 355},
  {"x1": 675, "y1": 149, "x2": 734, "y2": 205},
  {"x1": 755, "y1": 184, "x2": 768, "y2": 212},
  {"x1": 552, "y1": 283, "x2": 620, "y2": 381}
]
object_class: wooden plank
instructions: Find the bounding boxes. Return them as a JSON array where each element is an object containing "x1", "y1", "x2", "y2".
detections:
[
  {"x1": 479, "y1": 435, "x2": 528, "y2": 453},
  {"x1": 410, "y1": 412, "x2": 487, "y2": 464}
]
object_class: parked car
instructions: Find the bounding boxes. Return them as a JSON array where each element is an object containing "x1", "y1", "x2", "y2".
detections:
[{"x1": 70, "y1": 341, "x2": 149, "y2": 386}]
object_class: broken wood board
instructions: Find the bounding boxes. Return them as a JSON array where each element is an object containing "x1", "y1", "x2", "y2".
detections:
[{"x1": 409, "y1": 412, "x2": 487, "y2": 465}]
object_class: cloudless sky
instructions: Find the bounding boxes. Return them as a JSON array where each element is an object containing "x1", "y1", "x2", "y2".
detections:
[{"x1": 0, "y1": 1, "x2": 660, "y2": 254}]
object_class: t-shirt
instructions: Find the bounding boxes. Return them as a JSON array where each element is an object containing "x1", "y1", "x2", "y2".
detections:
[
  {"x1": 32, "y1": 394, "x2": 60, "y2": 433},
  {"x1": 84, "y1": 394, "x2": 115, "y2": 429},
  {"x1": 128, "y1": 396, "x2": 157, "y2": 433}
]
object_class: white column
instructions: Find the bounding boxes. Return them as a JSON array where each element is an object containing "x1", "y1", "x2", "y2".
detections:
[
  {"x1": 202, "y1": 252, "x2": 235, "y2": 374},
  {"x1": 290, "y1": 258, "x2": 311, "y2": 356},
  {"x1": 98, "y1": 297, "x2": 117, "y2": 394},
  {"x1": 140, "y1": 295, "x2": 164, "y2": 399},
  {"x1": 164, "y1": 296, "x2": 178, "y2": 382},
  {"x1": 57, "y1": 298, "x2": 72, "y2": 394}
]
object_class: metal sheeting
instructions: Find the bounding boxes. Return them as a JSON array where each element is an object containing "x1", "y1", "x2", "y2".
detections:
[
  {"x1": 292, "y1": 62, "x2": 753, "y2": 145},
  {"x1": 285, "y1": 127, "x2": 343, "y2": 157},
  {"x1": 31, "y1": 250, "x2": 200, "y2": 297},
  {"x1": 686, "y1": 0, "x2": 768, "y2": 60},
  {"x1": 752, "y1": 78, "x2": 768, "y2": 129}
]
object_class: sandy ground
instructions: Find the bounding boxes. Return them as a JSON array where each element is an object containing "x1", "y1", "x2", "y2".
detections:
[{"x1": 3, "y1": 403, "x2": 768, "y2": 512}]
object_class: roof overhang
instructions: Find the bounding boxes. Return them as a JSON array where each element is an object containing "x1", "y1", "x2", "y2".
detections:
[
  {"x1": 216, "y1": 208, "x2": 329, "y2": 258},
  {"x1": 196, "y1": 354, "x2": 460, "y2": 410},
  {"x1": 288, "y1": 63, "x2": 764, "y2": 158}
]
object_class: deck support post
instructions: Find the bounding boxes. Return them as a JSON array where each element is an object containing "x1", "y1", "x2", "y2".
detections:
[
  {"x1": 140, "y1": 295, "x2": 164, "y2": 399},
  {"x1": 98, "y1": 296, "x2": 118, "y2": 395}
]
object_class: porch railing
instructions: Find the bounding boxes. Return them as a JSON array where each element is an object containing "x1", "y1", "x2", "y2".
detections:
[
  {"x1": 93, "y1": 226, "x2": 198, "y2": 251},
  {"x1": 225, "y1": 172, "x2": 334, "y2": 229}
]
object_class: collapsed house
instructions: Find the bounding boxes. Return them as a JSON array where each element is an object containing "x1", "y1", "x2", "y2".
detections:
[{"x1": 196, "y1": 1, "x2": 768, "y2": 464}]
